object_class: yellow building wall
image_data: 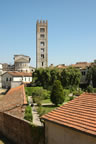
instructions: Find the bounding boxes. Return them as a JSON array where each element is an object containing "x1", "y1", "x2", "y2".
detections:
[{"x1": 45, "y1": 121, "x2": 96, "y2": 144}]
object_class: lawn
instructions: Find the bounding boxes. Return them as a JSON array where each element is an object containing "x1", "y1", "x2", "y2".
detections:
[
  {"x1": 37, "y1": 96, "x2": 77, "y2": 117},
  {"x1": 41, "y1": 98, "x2": 51, "y2": 104},
  {"x1": 37, "y1": 105, "x2": 57, "y2": 117},
  {"x1": 64, "y1": 96, "x2": 70, "y2": 102}
]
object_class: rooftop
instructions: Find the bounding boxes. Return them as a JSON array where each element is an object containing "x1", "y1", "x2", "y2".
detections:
[
  {"x1": 70, "y1": 62, "x2": 91, "y2": 69},
  {"x1": 2, "y1": 71, "x2": 32, "y2": 77},
  {"x1": 14, "y1": 54, "x2": 30, "y2": 58},
  {"x1": 0, "y1": 85, "x2": 27, "y2": 118},
  {"x1": 42, "y1": 93, "x2": 96, "y2": 136},
  {"x1": 55, "y1": 62, "x2": 92, "y2": 69}
]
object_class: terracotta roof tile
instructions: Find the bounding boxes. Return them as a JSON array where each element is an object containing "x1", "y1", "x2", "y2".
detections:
[
  {"x1": 70, "y1": 62, "x2": 91, "y2": 69},
  {"x1": 42, "y1": 93, "x2": 96, "y2": 136},
  {"x1": 0, "y1": 85, "x2": 27, "y2": 113},
  {"x1": 2, "y1": 71, "x2": 32, "y2": 77}
]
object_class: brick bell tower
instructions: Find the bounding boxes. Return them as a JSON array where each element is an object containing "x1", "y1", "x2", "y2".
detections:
[{"x1": 36, "y1": 20, "x2": 48, "y2": 68}]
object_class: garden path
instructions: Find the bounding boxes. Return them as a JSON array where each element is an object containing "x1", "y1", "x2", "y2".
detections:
[{"x1": 32, "y1": 104, "x2": 42, "y2": 126}]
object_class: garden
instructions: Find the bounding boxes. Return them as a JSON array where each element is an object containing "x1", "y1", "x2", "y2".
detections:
[{"x1": 24, "y1": 65, "x2": 96, "y2": 121}]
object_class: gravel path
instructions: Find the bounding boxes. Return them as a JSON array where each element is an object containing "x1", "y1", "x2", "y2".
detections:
[{"x1": 32, "y1": 105, "x2": 42, "y2": 126}]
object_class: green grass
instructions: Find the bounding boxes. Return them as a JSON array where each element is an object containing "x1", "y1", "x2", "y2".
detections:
[
  {"x1": 41, "y1": 98, "x2": 51, "y2": 104},
  {"x1": 64, "y1": 96, "x2": 70, "y2": 102},
  {"x1": 37, "y1": 106, "x2": 57, "y2": 117}
]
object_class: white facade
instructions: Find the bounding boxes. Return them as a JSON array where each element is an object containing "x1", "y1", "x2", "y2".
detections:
[
  {"x1": 0, "y1": 64, "x2": 3, "y2": 88},
  {"x1": 0, "y1": 64, "x2": 2, "y2": 71},
  {"x1": 13, "y1": 77, "x2": 32, "y2": 82},
  {"x1": 2, "y1": 72, "x2": 32, "y2": 88}
]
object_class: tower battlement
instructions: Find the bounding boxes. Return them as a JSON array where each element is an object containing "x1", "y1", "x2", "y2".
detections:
[{"x1": 37, "y1": 20, "x2": 48, "y2": 25}]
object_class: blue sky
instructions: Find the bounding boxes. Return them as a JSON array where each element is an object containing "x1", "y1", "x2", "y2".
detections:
[{"x1": 0, "y1": 0, "x2": 96, "y2": 67}]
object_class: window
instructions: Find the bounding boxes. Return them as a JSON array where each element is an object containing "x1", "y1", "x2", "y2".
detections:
[
  {"x1": 6, "y1": 78, "x2": 8, "y2": 81},
  {"x1": 40, "y1": 28, "x2": 45, "y2": 32},
  {"x1": 25, "y1": 77, "x2": 26, "y2": 81},
  {"x1": 10, "y1": 78, "x2": 12, "y2": 81},
  {"x1": 40, "y1": 34, "x2": 45, "y2": 38},
  {"x1": 82, "y1": 71, "x2": 86, "y2": 76},
  {"x1": 40, "y1": 42, "x2": 45, "y2": 46},
  {"x1": 42, "y1": 62, "x2": 44, "y2": 66},
  {"x1": 41, "y1": 54, "x2": 44, "y2": 59},
  {"x1": 41, "y1": 48, "x2": 44, "y2": 53}
]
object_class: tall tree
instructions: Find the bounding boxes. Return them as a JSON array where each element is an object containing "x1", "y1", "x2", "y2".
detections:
[
  {"x1": 61, "y1": 67, "x2": 81, "y2": 88},
  {"x1": 50, "y1": 80, "x2": 64, "y2": 106},
  {"x1": 86, "y1": 65, "x2": 96, "y2": 88}
]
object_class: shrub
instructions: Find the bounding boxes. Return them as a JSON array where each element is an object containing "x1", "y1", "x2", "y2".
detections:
[
  {"x1": 24, "y1": 106, "x2": 33, "y2": 122},
  {"x1": 93, "y1": 88, "x2": 96, "y2": 93},
  {"x1": 69, "y1": 96, "x2": 74, "y2": 101},
  {"x1": 73, "y1": 90, "x2": 81, "y2": 96},
  {"x1": 37, "y1": 102, "x2": 42, "y2": 107},
  {"x1": 37, "y1": 107, "x2": 46, "y2": 117},
  {"x1": 25, "y1": 87, "x2": 50, "y2": 100},
  {"x1": 87, "y1": 85, "x2": 94, "y2": 93},
  {"x1": 51, "y1": 80, "x2": 64, "y2": 106},
  {"x1": 63, "y1": 89, "x2": 70, "y2": 97}
]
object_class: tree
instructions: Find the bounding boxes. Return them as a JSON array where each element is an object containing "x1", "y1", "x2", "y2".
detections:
[
  {"x1": 50, "y1": 80, "x2": 64, "y2": 106},
  {"x1": 86, "y1": 65, "x2": 96, "y2": 88},
  {"x1": 61, "y1": 67, "x2": 81, "y2": 88},
  {"x1": 33, "y1": 68, "x2": 51, "y2": 88},
  {"x1": 42, "y1": 68, "x2": 51, "y2": 88},
  {"x1": 32, "y1": 68, "x2": 43, "y2": 86},
  {"x1": 50, "y1": 68, "x2": 58, "y2": 84}
]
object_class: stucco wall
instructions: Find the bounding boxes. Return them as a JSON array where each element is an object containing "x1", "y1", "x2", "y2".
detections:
[
  {"x1": 45, "y1": 121, "x2": 96, "y2": 144},
  {"x1": 2, "y1": 73, "x2": 13, "y2": 88},
  {"x1": 80, "y1": 69, "x2": 88, "y2": 84},
  {"x1": 0, "y1": 64, "x2": 2, "y2": 70},
  {"x1": 2, "y1": 73, "x2": 32, "y2": 88},
  {"x1": 11, "y1": 81, "x2": 22, "y2": 88},
  {"x1": 13, "y1": 76, "x2": 32, "y2": 83},
  {"x1": 0, "y1": 112, "x2": 44, "y2": 144},
  {"x1": 0, "y1": 75, "x2": 2, "y2": 88}
]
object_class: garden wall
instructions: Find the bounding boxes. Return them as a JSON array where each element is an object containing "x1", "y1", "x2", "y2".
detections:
[{"x1": 0, "y1": 112, "x2": 44, "y2": 144}]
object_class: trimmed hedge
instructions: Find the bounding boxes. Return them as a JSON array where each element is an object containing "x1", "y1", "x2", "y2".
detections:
[{"x1": 24, "y1": 106, "x2": 33, "y2": 122}]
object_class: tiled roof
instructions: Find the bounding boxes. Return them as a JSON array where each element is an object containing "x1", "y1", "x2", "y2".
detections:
[
  {"x1": 56, "y1": 62, "x2": 92, "y2": 69},
  {"x1": 42, "y1": 93, "x2": 96, "y2": 136},
  {"x1": 0, "y1": 85, "x2": 27, "y2": 113},
  {"x1": 70, "y1": 62, "x2": 91, "y2": 69},
  {"x1": 56, "y1": 65, "x2": 67, "y2": 69},
  {"x1": 3, "y1": 71, "x2": 32, "y2": 77}
]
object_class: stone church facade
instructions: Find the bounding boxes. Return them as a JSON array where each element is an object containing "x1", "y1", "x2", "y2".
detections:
[{"x1": 14, "y1": 55, "x2": 31, "y2": 72}]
